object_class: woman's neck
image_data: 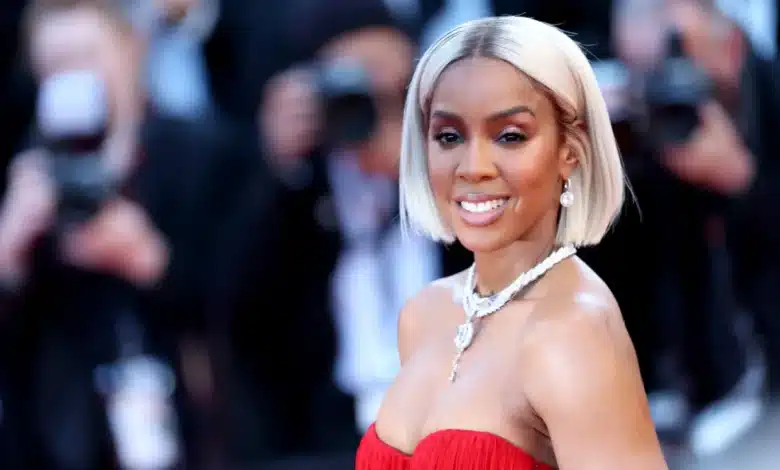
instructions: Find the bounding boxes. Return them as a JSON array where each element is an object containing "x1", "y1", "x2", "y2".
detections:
[
  {"x1": 471, "y1": 216, "x2": 559, "y2": 296},
  {"x1": 472, "y1": 239, "x2": 555, "y2": 296}
]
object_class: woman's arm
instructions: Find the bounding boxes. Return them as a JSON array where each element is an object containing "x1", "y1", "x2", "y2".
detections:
[{"x1": 524, "y1": 301, "x2": 667, "y2": 470}]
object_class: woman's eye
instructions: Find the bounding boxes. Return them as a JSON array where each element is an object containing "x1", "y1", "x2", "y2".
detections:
[
  {"x1": 497, "y1": 132, "x2": 527, "y2": 143},
  {"x1": 434, "y1": 132, "x2": 462, "y2": 145}
]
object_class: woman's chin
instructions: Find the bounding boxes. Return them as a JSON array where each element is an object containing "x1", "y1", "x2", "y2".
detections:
[{"x1": 452, "y1": 226, "x2": 512, "y2": 255}]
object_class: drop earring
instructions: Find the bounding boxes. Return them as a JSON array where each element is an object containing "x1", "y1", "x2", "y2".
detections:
[{"x1": 560, "y1": 178, "x2": 574, "y2": 208}]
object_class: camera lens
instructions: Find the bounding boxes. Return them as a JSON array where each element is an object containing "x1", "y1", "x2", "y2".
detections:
[
  {"x1": 644, "y1": 31, "x2": 713, "y2": 145},
  {"x1": 37, "y1": 70, "x2": 114, "y2": 225},
  {"x1": 650, "y1": 104, "x2": 700, "y2": 144},
  {"x1": 316, "y1": 59, "x2": 378, "y2": 146}
]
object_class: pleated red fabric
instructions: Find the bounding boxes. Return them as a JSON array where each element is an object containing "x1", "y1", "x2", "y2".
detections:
[{"x1": 356, "y1": 423, "x2": 552, "y2": 470}]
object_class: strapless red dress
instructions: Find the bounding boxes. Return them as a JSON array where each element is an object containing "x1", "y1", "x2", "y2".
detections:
[{"x1": 356, "y1": 423, "x2": 553, "y2": 470}]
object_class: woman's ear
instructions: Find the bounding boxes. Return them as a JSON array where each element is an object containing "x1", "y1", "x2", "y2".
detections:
[{"x1": 557, "y1": 132, "x2": 580, "y2": 179}]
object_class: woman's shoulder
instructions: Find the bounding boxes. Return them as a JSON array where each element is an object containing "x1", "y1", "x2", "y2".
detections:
[
  {"x1": 515, "y1": 260, "x2": 662, "y2": 468},
  {"x1": 404, "y1": 269, "x2": 469, "y2": 313},
  {"x1": 519, "y1": 257, "x2": 637, "y2": 401},
  {"x1": 528, "y1": 256, "x2": 622, "y2": 329}
]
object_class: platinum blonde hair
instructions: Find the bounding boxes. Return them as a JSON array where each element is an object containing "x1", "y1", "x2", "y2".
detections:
[{"x1": 399, "y1": 16, "x2": 626, "y2": 247}]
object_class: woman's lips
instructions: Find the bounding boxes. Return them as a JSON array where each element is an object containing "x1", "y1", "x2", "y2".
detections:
[{"x1": 455, "y1": 197, "x2": 509, "y2": 227}]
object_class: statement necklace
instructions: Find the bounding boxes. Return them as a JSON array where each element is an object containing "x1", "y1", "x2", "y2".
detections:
[{"x1": 449, "y1": 245, "x2": 577, "y2": 382}]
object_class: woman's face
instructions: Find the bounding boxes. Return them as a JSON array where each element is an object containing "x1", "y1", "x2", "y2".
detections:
[{"x1": 426, "y1": 57, "x2": 574, "y2": 253}]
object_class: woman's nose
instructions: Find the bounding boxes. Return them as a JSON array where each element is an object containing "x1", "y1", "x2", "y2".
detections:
[{"x1": 455, "y1": 140, "x2": 498, "y2": 182}]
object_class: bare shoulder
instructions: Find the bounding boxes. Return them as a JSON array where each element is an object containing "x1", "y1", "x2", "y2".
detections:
[
  {"x1": 527, "y1": 257, "x2": 627, "y2": 342},
  {"x1": 520, "y1": 259, "x2": 665, "y2": 469},
  {"x1": 397, "y1": 270, "x2": 468, "y2": 363},
  {"x1": 524, "y1": 287, "x2": 636, "y2": 398},
  {"x1": 523, "y1": 258, "x2": 635, "y2": 392}
]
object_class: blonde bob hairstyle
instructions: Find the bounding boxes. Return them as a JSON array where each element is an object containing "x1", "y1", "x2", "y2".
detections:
[{"x1": 399, "y1": 16, "x2": 626, "y2": 247}]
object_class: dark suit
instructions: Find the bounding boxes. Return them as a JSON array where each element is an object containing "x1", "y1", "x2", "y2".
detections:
[
  {"x1": 728, "y1": 50, "x2": 780, "y2": 390},
  {"x1": 0, "y1": 111, "x2": 258, "y2": 470},
  {"x1": 209, "y1": 1, "x2": 471, "y2": 464},
  {"x1": 0, "y1": 0, "x2": 36, "y2": 198},
  {"x1": 221, "y1": 143, "x2": 472, "y2": 464}
]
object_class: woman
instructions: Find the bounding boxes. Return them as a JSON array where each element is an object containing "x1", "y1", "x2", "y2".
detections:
[{"x1": 355, "y1": 16, "x2": 666, "y2": 470}]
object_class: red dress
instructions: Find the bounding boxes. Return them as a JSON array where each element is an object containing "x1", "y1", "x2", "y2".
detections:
[{"x1": 356, "y1": 423, "x2": 553, "y2": 470}]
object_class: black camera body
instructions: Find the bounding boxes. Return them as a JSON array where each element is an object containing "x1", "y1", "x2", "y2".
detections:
[
  {"x1": 644, "y1": 31, "x2": 714, "y2": 144},
  {"x1": 37, "y1": 70, "x2": 116, "y2": 227},
  {"x1": 48, "y1": 140, "x2": 115, "y2": 227},
  {"x1": 312, "y1": 58, "x2": 379, "y2": 146}
]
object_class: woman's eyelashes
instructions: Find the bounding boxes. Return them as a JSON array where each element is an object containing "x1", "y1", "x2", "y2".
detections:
[
  {"x1": 497, "y1": 130, "x2": 528, "y2": 144},
  {"x1": 433, "y1": 129, "x2": 463, "y2": 146},
  {"x1": 431, "y1": 127, "x2": 528, "y2": 147}
]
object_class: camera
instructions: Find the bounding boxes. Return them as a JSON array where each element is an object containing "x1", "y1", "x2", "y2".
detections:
[
  {"x1": 591, "y1": 59, "x2": 646, "y2": 157},
  {"x1": 312, "y1": 57, "x2": 379, "y2": 146},
  {"x1": 644, "y1": 31, "x2": 714, "y2": 144},
  {"x1": 36, "y1": 70, "x2": 116, "y2": 227}
]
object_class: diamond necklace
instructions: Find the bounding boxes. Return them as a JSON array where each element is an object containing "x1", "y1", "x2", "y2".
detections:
[{"x1": 449, "y1": 245, "x2": 577, "y2": 383}]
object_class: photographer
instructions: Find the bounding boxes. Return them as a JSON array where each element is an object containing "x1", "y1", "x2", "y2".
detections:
[
  {"x1": 0, "y1": 0, "x2": 254, "y2": 468},
  {"x1": 216, "y1": 0, "x2": 471, "y2": 463},
  {"x1": 259, "y1": 1, "x2": 418, "y2": 442},
  {"x1": 607, "y1": 0, "x2": 780, "y2": 454}
]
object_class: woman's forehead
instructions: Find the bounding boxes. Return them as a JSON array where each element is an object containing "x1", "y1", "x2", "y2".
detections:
[{"x1": 429, "y1": 58, "x2": 551, "y2": 116}]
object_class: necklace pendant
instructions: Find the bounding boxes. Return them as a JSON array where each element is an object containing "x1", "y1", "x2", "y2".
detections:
[
  {"x1": 449, "y1": 350, "x2": 463, "y2": 383},
  {"x1": 454, "y1": 321, "x2": 475, "y2": 352}
]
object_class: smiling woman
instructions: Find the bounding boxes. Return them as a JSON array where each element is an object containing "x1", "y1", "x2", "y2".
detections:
[
  {"x1": 400, "y1": 17, "x2": 624, "y2": 248},
  {"x1": 426, "y1": 58, "x2": 579, "y2": 254},
  {"x1": 356, "y1": 15, "x2": 667, "y2": 470}
]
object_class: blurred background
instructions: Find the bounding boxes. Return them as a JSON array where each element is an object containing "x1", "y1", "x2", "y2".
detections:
[{"x1": 0, "y1": 0, "x2": 777, "y2": 469}]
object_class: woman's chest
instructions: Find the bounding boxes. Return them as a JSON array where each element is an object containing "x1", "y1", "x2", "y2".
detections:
[{"x1": 376, "y1": 319, "x2": 537, "y2": 452}]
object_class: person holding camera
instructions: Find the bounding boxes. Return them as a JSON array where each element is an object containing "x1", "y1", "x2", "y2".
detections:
[
  {"x1": 259, "y1": 0, "x2": 422, "y2": 441},
  {"x1": 0, "y1": 1, "x2": 256, "y2": 468},
  {"x1": 607, "y1": 0, "x2": 780, "y2": 455},
  {"x1": 216, "y1": 0, "x2": 472, "y2": 462}
]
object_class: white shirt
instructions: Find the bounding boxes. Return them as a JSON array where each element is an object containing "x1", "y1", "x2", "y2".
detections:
[{"x1": 327, "y1": 153, "x2": 440, "y2": 432}]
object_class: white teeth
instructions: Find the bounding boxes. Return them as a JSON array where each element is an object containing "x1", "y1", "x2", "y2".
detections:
[{"x1": 459, "y1": 199, "x2": 507, "y2": 213}]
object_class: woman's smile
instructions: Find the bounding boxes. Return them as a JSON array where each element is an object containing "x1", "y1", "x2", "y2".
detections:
[{"x1": 454, "y1": 194, "x2": 511, "y2": 227}]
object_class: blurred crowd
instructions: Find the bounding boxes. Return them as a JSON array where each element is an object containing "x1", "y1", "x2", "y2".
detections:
[{"x1": 0, "y1": 0, "x2": 777, "y2": 469}]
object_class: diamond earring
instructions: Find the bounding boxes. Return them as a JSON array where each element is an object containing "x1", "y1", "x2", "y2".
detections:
[{"x1": 560, "y1": 178, "x2": 574, "y2": 208}]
